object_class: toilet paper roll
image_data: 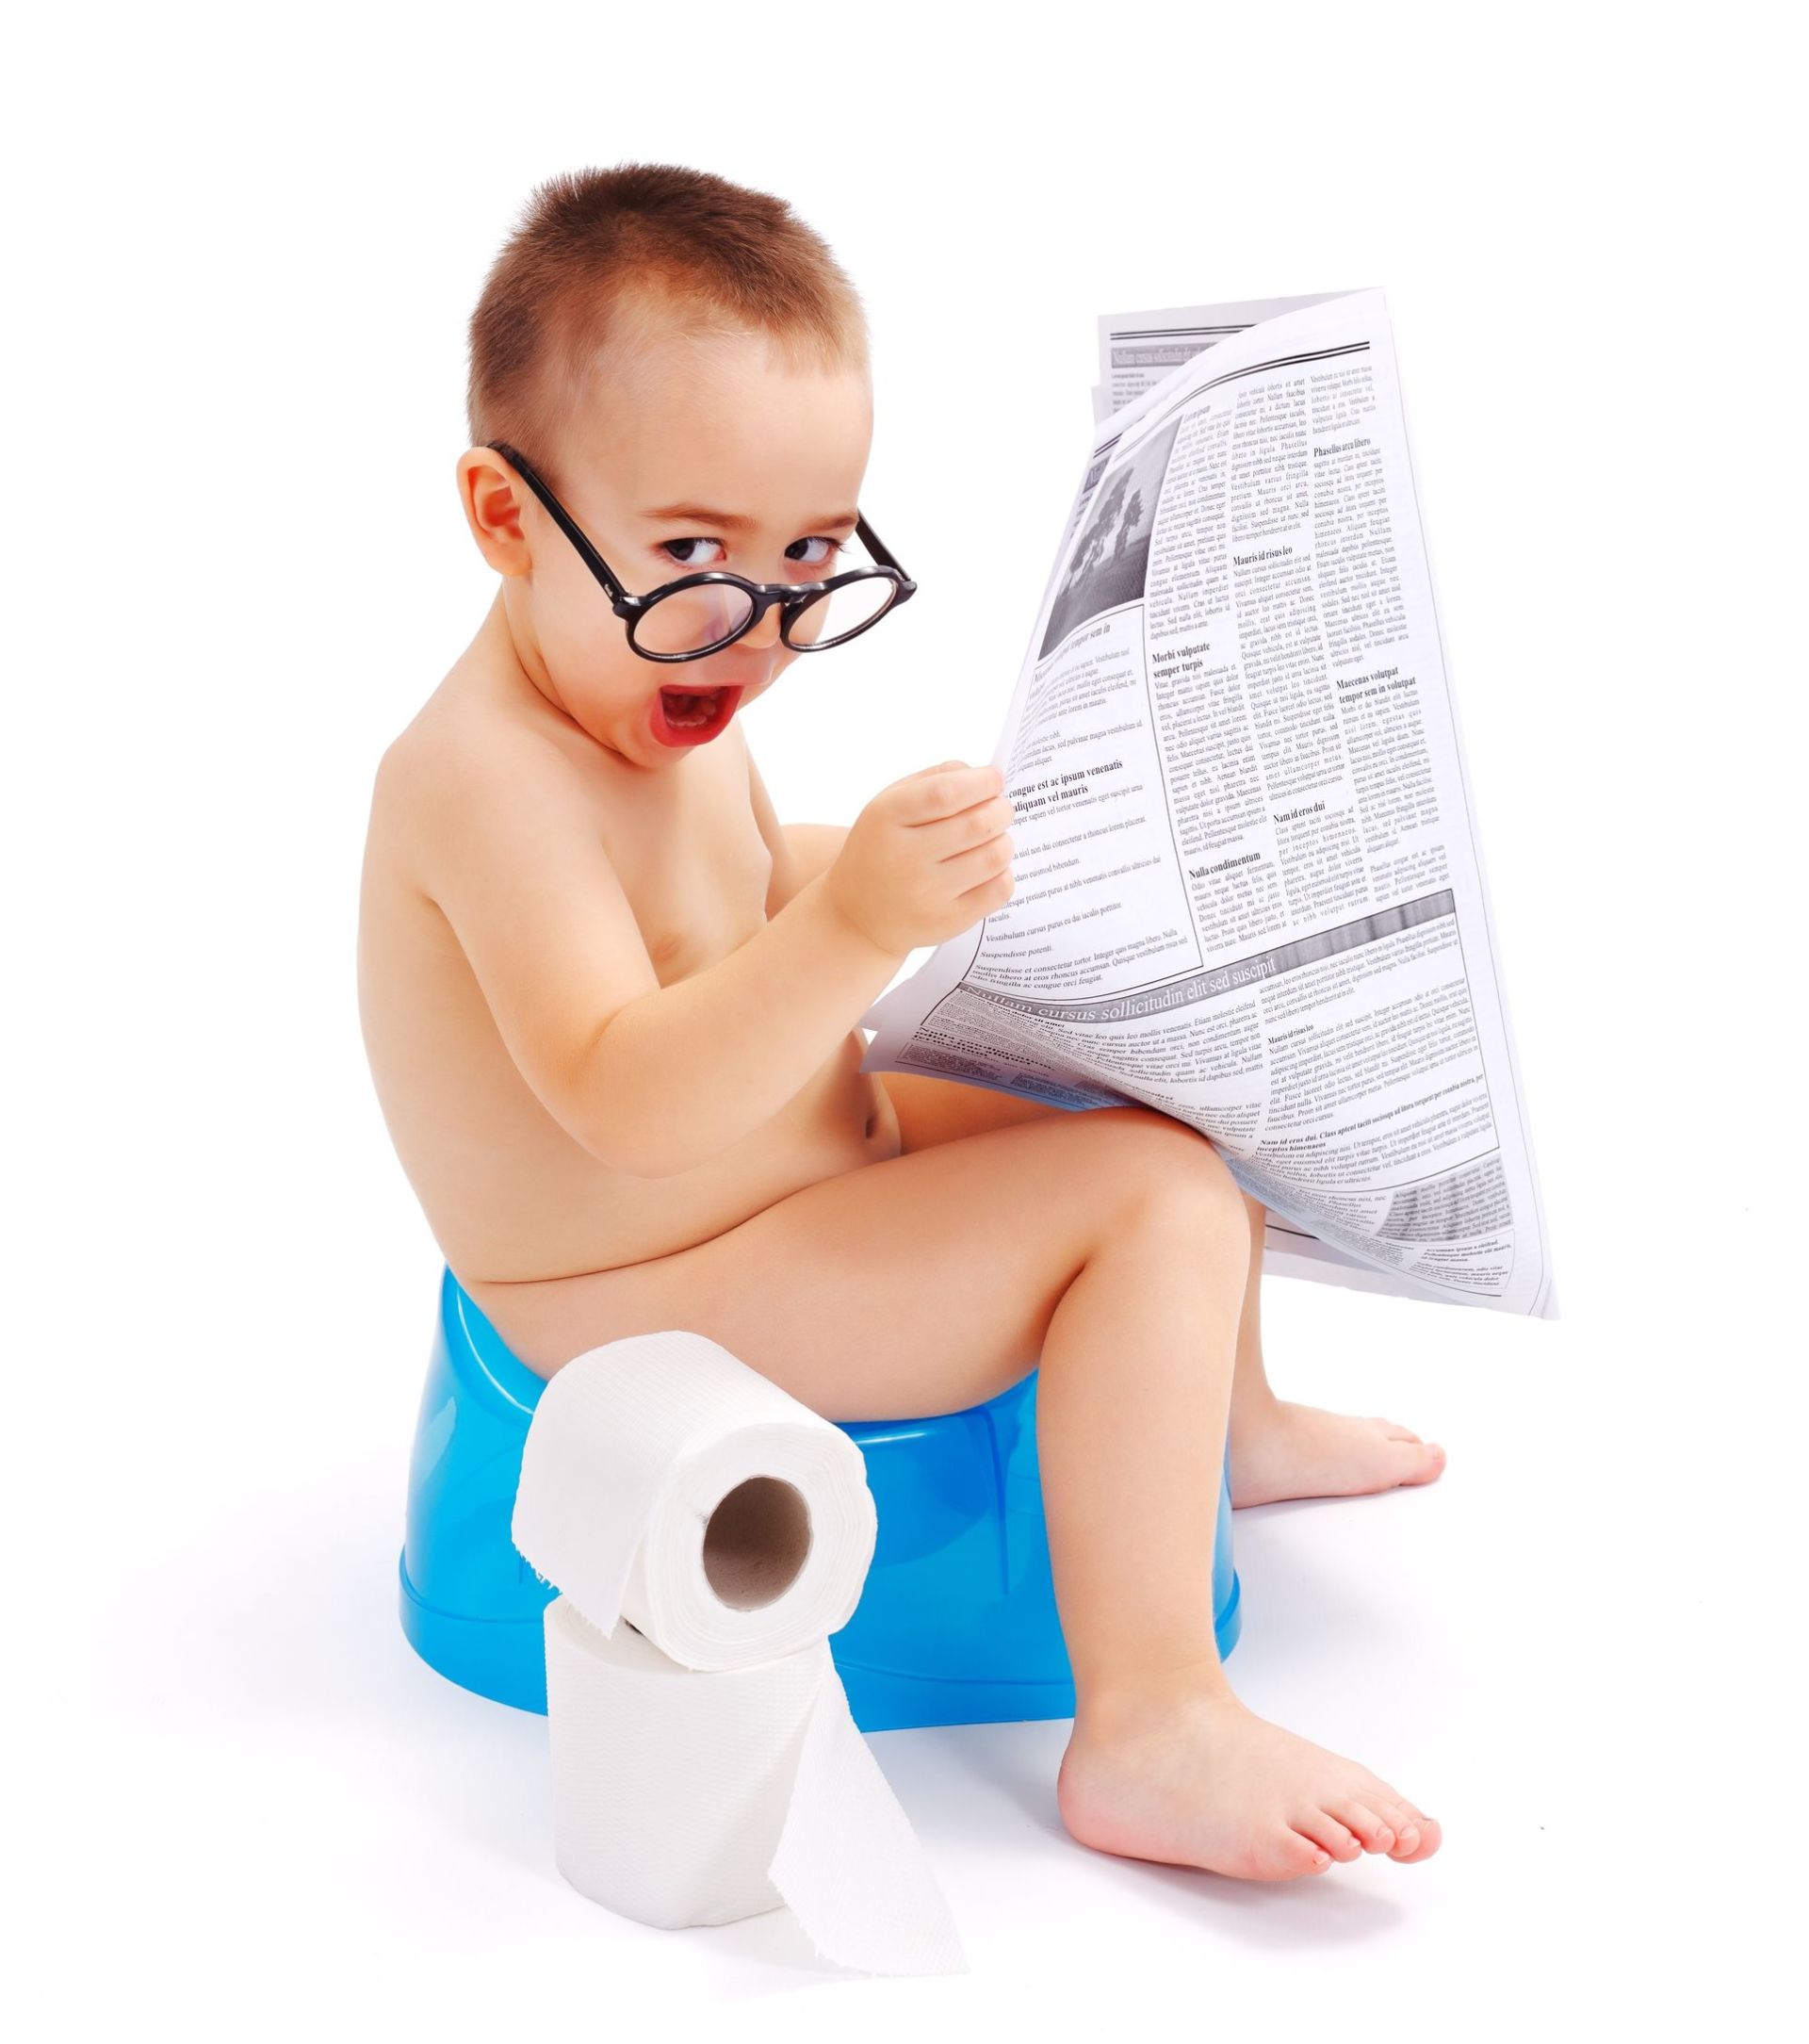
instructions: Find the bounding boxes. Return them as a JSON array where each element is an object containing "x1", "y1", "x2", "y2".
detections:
[
  {"x1": 545, "y1": 1597, "x2": 966, "y2": 1976},
  {"x1": 512, "y1": 1331, "x2": 877, "y2": 1670}
]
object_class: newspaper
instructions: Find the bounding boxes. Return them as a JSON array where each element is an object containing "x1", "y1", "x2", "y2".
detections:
[
  {"x1": 1091, "y1": 291, "x2": 1350, "y2": 423},
  {"x1": 861, "y1": 289, "x2": 1556, "y2": 1317}
]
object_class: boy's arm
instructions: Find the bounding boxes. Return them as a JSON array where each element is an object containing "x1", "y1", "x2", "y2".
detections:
[
  {"x1": 744, "y1": 743, "x2": 847, "y2": 915},
  {"x1": 407, "y1": 728, "x2": 904, "y2": 1180}
]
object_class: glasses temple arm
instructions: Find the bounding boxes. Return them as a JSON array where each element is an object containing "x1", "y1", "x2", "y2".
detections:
[
  {"x1": 484, "y1": 442, "x2": 633, "y2": 606},
  {"x1": 855, "y1": 514, "x2": 915, "y2": 593}
]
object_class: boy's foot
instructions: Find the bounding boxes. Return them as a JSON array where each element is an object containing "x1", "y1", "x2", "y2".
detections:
[
  {"x1": 1228, "y1": 1396, "x2": 1446, "y2": 1508},
  {"x1": 1057, "y1": 1684, "x2": 1442, "y2": 1881}
]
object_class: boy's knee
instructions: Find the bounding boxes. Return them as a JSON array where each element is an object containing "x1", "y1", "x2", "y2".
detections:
[{"x1": 1084, "y1": 1106, "x2": 1248, "y2": 1237}]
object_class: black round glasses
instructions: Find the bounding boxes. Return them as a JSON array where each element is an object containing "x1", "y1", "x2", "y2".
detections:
[{"x1": 483, "y1": 441, "x2": 917, "y2": 662}]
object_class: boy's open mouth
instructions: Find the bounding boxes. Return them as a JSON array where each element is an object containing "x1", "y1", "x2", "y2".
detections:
[{"x1": 651, "y1": 682, "x2": 742, "y2": 748}]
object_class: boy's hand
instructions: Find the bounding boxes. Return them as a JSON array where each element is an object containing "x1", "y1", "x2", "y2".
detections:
[{"x1": 824, "y1": 760, "x2": 1016, "y2": 955}]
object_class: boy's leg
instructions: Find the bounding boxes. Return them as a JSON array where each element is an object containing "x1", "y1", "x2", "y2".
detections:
[
  {"x1": 1224, "y1": 1190, "x2": 1449, "y2": 1508},
  {"x1": 883, "y1": 1076, "x2": 1447, "y2": 1507},
  {"x1": 880, "y1": 1069, "x2": 1066, "y2": 1153},
  {"x1": 467, "y1": 1104, "x2": 1439, "y2": 1882}
]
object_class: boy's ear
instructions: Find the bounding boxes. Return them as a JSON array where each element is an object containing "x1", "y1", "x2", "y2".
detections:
[{"x1": 456, "y1": 448, "x2": 532, "y2": 576}]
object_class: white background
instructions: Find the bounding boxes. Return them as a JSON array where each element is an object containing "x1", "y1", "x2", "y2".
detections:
[{"x1": 8, "y1": 5, "x2": 1800, "y2": 2036}]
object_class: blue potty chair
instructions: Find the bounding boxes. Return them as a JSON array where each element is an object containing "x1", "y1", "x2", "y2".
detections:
[{"x1": 399, "y1": 1267, "x2": 1242, "y2": 1732}]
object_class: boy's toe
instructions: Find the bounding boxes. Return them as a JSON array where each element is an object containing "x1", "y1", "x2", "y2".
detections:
[
  {"x1": 1276, "y1": 1831, "x2": 1334, "y2": 1877},
  {"x1": 1328, "y1": 1799, "x2": 1395, "y2": 1854},
  {"x1": 1367, "y1": 1796, "x2": 1418, "y2": 1851},
  {"x1": 1392, "y1": 1814, "x2": 1442, "y2": 1861},
  {"x1": 1367, "y1": 1791, "x2": 1440, "y2": 1859},
  {"x1": 1404, "y1": 1441, "x2": 1446, "y2": 1483},
  {"x1": 1348, "y1": 1782, "x2": 1439, "y2": 1861},
  {"x1": 1295, "y1": 1809, "x2": 1364, "y2": 1862}
]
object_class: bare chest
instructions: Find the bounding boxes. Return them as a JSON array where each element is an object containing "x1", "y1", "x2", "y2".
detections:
[{"x1": 601, "y1": 760, "x2": 774, "y2": 985}]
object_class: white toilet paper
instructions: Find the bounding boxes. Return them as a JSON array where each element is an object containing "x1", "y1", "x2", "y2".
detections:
[
  {"x1": 545, "y1": 1600, "x2": 966, "y2": 1975},
  {"x1": 512, "y1": 1330, "x2": 877, "y2": 1669},
  {"x1": 513, "y1": 1332, "x2": 967, "y2": 1976}
]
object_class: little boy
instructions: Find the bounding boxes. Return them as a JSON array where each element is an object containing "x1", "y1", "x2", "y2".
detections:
[{"x1": 359, "y1": 163, "x2": 1445, "y2": 1883}]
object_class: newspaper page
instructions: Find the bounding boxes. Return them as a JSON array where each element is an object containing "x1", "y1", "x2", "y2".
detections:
[
  {"x1": 862, "y1": 289, "x2": 1556, "y2": 1317},
  {"x1": 1094, "y1": 292, "x2": 1351, "y2": 421}
]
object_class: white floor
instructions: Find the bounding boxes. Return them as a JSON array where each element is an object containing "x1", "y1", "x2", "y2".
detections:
[{"x1": 20, "y1": 1253, "x2": 1790, "y2": 2041}]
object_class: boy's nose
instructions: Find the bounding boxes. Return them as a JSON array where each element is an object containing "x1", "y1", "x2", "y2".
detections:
[{"x1": 739, "y1": 604, "x2": 784, "y2": 651}]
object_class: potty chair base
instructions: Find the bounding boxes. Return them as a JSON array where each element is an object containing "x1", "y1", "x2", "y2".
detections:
[{"x1": 400, "y1": 1267, "x2": 1242, "y2": 1732}]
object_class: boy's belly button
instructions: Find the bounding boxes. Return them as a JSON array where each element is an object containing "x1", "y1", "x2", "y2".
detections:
[{"x1": 861, "y1": 1078, "x2": 900, "y2": 1153}]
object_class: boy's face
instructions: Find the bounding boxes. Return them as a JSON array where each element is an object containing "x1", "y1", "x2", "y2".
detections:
[{"x1": 494, "y1": 316, "x2": 874, "y2": 770}]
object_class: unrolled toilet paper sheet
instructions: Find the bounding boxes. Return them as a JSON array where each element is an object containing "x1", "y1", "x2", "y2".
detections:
[{"x1": 545, "y1": 1600, "x2": 966, "y2": 1974}]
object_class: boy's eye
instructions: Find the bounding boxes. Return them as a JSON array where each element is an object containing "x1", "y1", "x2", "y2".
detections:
[
  {"x1": 658, "y1": 534, "x2": 849, "y2": 573},
  {"x1": 784, "y1": 535, "x2": 849, "y2": 570},
  {"x1": 659, "y1": 536, "x2": 725, "y2": 570}
]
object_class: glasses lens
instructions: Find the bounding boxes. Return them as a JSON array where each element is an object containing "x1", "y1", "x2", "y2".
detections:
[
  {"x1": 785, "y1": 574, "x2": 898, "y2": 650},
  {"x1": 634, "y1": 579, "x2": 756, "y2": 656}
]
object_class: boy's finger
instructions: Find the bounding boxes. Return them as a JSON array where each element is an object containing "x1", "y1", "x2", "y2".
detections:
[
  {"x1": 894, "y1": 760, "x2": 969, "y2": 786},
  {"x1": 921, "y1": 794, "x2": 1014, "y2": 855},
  {"x1": 937, "y1": 827, "x2": 1015, "y2": 878},
  {"x1": 902, "y1": 762, "x2": 1004, "y2": 821}
]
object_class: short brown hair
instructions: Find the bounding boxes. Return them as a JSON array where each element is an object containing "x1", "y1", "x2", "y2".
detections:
[{"x1": 466, "y1": 162, "x2": 870, "y2": 463}]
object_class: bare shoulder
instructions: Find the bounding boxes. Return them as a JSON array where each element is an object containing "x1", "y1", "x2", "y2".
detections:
[
  {"x1": 367, "y1": 663, "x2": 587, "y2": 890},
  {"x1": 376, "y1": 664, "x2": 566, "y2": 811}
]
